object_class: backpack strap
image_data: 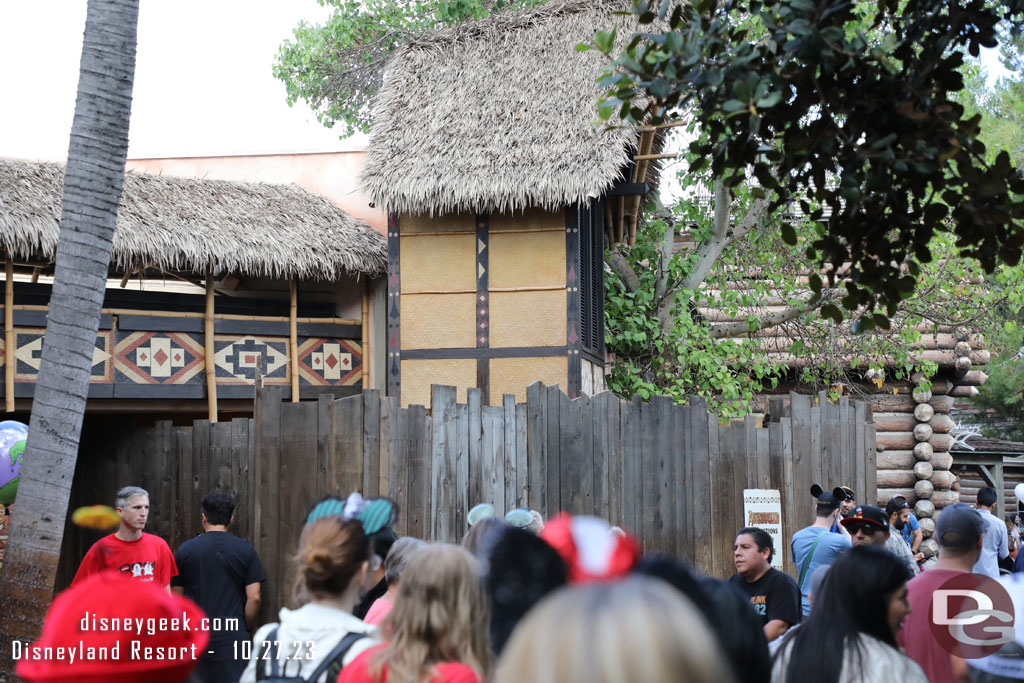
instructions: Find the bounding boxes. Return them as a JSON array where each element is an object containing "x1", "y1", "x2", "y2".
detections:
[
  {"x1": 255, "y1": 625, "x2": 281, "y2": 681},
  {"x1": 305, "y1": 632, "x2": 367, "y2": 682},
  {"x1": 797, "y1": 529, "x2": 828, "y2": 590}
]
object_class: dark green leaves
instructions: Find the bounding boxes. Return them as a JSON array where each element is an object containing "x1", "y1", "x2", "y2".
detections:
[{"x1": 594, "y1": 0, "x2": 1024, "y2": 318}]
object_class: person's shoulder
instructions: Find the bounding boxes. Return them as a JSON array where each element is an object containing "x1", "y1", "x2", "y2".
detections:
[
  {"x1": 433, "y1": 662, "x2": 482, "y2": 683},
  {"x1": 828, "y1": 532, "x2": 852, "y2": 548},
  {"x1": 176, "y1": 534, "x2": 202, "y2": 554},
  {"x1": 726, "y1": 572, "x2": 745, "y2": 587},
  {"x1": 142, "y1": 532, "x2": 173, "y2": 548},
  {"x1": 337, "y1": 644, "x2": 383, "y2": 683},
  {"x1": 767, "y1": 567, "x2": 799, "y2": 587}
]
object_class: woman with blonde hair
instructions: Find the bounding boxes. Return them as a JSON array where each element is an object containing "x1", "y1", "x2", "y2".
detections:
[
  {"x1": 338, "y1": 543, "x2": 490, "y2": 683},
  {"x1": 493, "y1": 576, "x2": 732, "y2": 683},
  {"x1": 241, "y1": 513, "x2": 377, "y2": 683}
]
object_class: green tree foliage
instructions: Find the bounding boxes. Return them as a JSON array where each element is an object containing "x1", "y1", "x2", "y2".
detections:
[
  {"x1": 587, "y1": 0, "x2": 1024, "y2": 323},
  {"x1": 604, "y1": 152, "x2": 1024, "y2": 416},
  {"x1": 274, "y1": 0, "x2": 544, "y2": 137},
  {"x1": 963, "y1": 35, "x2": 1024, "y2": 440},
  {"x1": 970, "y1": 318, "x2": 1024, "y2": 442}
]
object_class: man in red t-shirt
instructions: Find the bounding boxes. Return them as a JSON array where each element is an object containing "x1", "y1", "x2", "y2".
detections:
[
  {"x1": 73, "y1": 485, "x2": 177, "y2": 589},
  {"x1": 897, "y1": 502, "x2": 985, "y2": 683}
]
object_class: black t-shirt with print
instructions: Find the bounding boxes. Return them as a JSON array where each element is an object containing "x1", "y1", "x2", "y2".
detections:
[{"x1": 728, "y1": 567, "x2": 801, "y2": 627}]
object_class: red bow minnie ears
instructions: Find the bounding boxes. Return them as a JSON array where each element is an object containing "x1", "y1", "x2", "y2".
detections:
[{"x1": 540, "y1": 513, "x2": 641, "y2": 583}]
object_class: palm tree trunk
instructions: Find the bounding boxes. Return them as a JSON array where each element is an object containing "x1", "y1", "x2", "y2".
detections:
[{"x1": 0, "y1": 0, "x2": 138, "y2": 670}]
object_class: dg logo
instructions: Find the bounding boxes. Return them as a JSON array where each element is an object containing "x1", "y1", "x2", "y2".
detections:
[{"x1": 930, "y1": 573, "x2": 1016, "y2": 659}]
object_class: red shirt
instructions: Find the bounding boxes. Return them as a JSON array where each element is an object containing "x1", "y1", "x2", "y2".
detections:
[
  {"x1": 73, "y1": 532, "x2": 178, "y2": 587},
  {"x1": 337, "y1": 645, "x2": 481, "y2": 683},
  {"x1": 897, "y1": 568, "x2": 963, "y2": 683}
]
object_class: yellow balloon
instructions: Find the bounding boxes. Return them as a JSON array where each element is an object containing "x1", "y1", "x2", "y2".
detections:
[{"x1": 71, "y1": 505, "x2": 121, "y2": 530}]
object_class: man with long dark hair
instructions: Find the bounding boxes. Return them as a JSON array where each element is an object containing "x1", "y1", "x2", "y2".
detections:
[{"x1": 772, "y1": 545, "x2": 925, "y2": 682}]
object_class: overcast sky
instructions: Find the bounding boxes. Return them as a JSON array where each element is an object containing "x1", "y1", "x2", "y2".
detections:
[
  {"x1": 0, "y1": 2, "x2": 1012, "y2": 165},
  {"x1": 0, "y1": 1, "x2": 366, "y2": 162}
]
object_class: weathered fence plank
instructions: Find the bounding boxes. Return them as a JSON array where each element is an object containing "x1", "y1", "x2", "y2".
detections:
[
  {"x1": 526, "y1": 382, "x2": 547, "y2": 514},
  {"x1": 503, "y1": 394, "x2": 517, "y2": 514},
  {"x1": 431, "y1": 385, "x2": 458, "y2": 542},
  {"x1": 61, "y1": 382, "x2": 879, "y2": 619}
]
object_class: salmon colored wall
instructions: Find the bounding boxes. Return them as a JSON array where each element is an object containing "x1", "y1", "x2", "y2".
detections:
[{"x1": 126, "y1": 151, "x2": 387, "y2": 234}]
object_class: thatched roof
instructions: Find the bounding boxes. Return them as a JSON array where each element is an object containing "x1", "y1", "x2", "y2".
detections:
[
  {"x1": 361, "y1": 0, "x2": 639, "y2": 216},
  {"x1": 0, "y1": 158, "x2": 387, "y2": 279}
]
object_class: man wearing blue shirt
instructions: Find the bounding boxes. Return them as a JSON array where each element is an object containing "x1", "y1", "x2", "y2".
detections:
[
  {"x1": 901, "y1": 510, "x2": 922, "y2": 552},
  {"x1": 974, "y1": 486, "x2": 1009, "y2": 577},
  {"x1": 791, "y1": 485, "x2": 852, "y2": 616}
]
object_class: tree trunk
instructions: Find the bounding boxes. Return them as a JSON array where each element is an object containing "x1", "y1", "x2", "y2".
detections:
[{"x1": 0, "y1": 0, "x2": 138, "y2": 669}]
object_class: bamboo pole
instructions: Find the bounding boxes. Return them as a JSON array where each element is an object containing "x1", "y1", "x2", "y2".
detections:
[
  {"x1": 205, "y1": 274, "x2": 218, "y2": 423},
  {"x1": 0, "y1": 304, "x2": 360, "y2": 326},
  {"x1": 635, "y1": 120, "x2": 690, "y2": 132},
  {"x1": 361, "y1": 279, "x2": 370, "y2": 389},
  {"x1": 628, "y1": 130, "x2": 656, "y2": 244},
  {"x1": 289, "y1": 279, "x2": 299, "y2": 403},
  {"x1": 5, "y1": 259, "x2": 13, "y2": 413},
  {"x1": 633, "y1": 153, "x2": 679, "y2": 161}
]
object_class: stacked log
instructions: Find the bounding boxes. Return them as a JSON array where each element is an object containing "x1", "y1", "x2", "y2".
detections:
[{"x1": 874, "y1": 368, "x2": 966, "y2": 558}]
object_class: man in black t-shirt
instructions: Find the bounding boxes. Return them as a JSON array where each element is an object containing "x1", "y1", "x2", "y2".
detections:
[
  {"x1": 171, "y1": 491, "x2": 265, "y2": 682},
  {"x1": 728, "y1": 526, "x2": 801, "y2": 643}
]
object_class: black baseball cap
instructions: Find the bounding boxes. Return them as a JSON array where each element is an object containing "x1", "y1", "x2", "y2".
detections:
[{"x1": 840, "y1": 505, "x2": 889, "y2": 532}]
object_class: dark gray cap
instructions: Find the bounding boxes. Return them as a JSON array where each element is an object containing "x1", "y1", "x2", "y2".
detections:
[{"x1": 935, "y1": 503, "x2": 985, "y2": 550}]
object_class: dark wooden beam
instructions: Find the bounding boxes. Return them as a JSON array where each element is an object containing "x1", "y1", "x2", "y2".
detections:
[
  {"x1": 566, "y1": 206, "x2": 582, "y2": 399},
  {"x1": 605, "y1": 182, "x2": 651, "y2": 197},
  {"x1": 387, "y1": 212, "x2": 401, "y2": 401}
]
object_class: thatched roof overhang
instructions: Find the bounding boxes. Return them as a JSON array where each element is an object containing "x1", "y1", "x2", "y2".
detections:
[
  {"x1": 0, "y1": 158, "x2": 387, "y2": 280},
  {"x1": 361, "y1": 0, "x2": 643, "y2": 216}
]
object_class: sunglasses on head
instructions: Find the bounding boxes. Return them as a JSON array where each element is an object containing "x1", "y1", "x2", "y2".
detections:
[{"x1": 847, "y1": 523, "x2": 881, "y2": 535}]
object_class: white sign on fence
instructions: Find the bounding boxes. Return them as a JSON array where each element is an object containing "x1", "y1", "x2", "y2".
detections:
[{"x1": 743, "y1": 489, "x2": 783, "y2": 569}]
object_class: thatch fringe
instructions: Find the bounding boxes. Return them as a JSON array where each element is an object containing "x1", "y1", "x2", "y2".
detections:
[
  {"x1": 361, "y1": 0, "x2": 639, "y2": 216},
  {"x1": 0, "y1": 158, "x2": 387, "y2": 279}
]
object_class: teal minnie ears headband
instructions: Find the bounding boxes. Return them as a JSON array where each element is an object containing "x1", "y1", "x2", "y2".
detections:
[{"x1": 305, "y1": 493, "x2": 397, "y2": 536}]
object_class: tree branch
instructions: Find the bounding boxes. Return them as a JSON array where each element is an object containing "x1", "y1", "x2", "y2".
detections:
[
  {"x1": 606, "y1": 249, "x2": 641, "y2": 293},
  {"x1": 681, "y1": 181, "x2": 767, "y2": 289},
  {"x1": 708, "y1": 290, "x2": 832, "y2": 338}
]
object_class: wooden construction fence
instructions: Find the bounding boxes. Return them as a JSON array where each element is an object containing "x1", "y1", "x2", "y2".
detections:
[{"x1": 58, "y1": 383, "x2": 875, "y2": 620}]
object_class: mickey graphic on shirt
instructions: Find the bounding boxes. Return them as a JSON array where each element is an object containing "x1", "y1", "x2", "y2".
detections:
[{"x1": 121, "y1": 560, "x2": 158, "y2": 581}]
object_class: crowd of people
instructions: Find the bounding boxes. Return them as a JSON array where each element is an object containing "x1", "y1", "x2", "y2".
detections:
[{"x1": 12, "y1": 481, "x2": 1024, "y2": 682}]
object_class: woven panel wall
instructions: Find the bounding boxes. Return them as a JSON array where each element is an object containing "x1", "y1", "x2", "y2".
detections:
[
  {"x1": 489, "y1": 356, "x2": 568, "y2": 403},
  {"x1": 401, "y1": 293, "x2": 477, "y2": 349},
  {"x1": 490, "y1": 290, "x2": 567, "y2": 347},
  {"x1": 490, "y1": 208, "x2": 562, "y2": 232},
  {"x1": 401, "y1": 233, "x2": 476, "y2": 292},
  {"x1": 401, "y1": 211, "x2": 476, "y2": 234},
  {"x1": 489, "y1": 230, "x2": 565, "y2": 289},
  {"x1": 400, "y1": 358, "x2": 477, "y2": 407}
]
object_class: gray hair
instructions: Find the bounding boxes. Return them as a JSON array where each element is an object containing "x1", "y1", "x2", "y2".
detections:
[
  {"x1": 384, "y1": 537, "x2": 427, "y2": 586},
  {"x1": 115, "y1": 486, "x2": 149, "y2": 509}
]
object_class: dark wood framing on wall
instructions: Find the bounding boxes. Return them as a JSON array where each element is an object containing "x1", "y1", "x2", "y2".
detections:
[
  {"x1": 566, "y1": 205, "x2": 582, "y2": 398},
  {"x1": 476, "y1": 214, "x2": 490, "y2": 400},
  {"x1": 387, "y1": 212, "x2": 401, "y2": 401}
]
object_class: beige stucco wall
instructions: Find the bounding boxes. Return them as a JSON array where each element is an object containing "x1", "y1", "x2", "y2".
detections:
[{"x1": 127, "y1": 151, "x2": 387, "y2": 234}]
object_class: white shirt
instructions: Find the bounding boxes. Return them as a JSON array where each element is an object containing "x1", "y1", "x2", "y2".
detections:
[{"x1": 240, "y1": 603, "x2": 379, "y2": 683}]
